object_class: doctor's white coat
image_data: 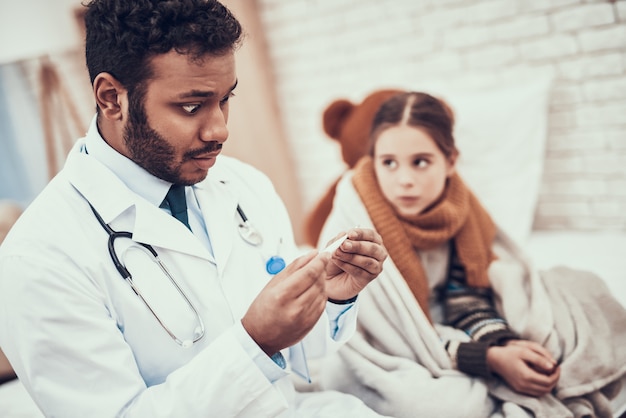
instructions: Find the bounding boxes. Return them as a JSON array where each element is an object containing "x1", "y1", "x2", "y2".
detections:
[{"x1": 0, "y1": 139, "x2": 375, "y2": 418}]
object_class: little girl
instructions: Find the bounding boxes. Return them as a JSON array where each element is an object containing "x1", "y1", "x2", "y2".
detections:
[{"x1": 317, "y1": 92, "x2": 626, "y2": 418}]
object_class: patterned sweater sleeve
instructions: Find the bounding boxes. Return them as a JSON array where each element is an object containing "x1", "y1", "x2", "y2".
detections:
[{"x1": 441, "y1": 244, "x2": 519, "y2": 378}]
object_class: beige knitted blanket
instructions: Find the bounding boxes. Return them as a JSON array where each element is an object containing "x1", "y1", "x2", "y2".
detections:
[{"x1": 316, "y1": 171, "x2": 626, "y2": 418}]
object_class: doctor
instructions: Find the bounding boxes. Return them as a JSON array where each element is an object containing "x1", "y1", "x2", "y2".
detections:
[{"x1": 0, "y1": 1, "x2": 388, "y2": 417}]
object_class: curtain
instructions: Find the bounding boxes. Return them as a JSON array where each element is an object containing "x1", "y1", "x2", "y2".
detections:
[
  {"x1": 222, "y1": 0, "x2": 305, "y2": 243},
  {"x1": 0, "y1": 52, "x2": 90, "y2": 209},
  {"x1": 0, "y1": 62, "x2": 48, "y2": 208}
]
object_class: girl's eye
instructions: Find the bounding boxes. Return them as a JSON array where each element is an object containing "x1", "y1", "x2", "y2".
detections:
[
  {"x1": 182, "y1": 104, "x2": 201, "y2": 114},
  {"x1": 414, "y1": 158, "x2": 429, "y2": 168},
  {"x1": 382, "y1": 159, "x2": 397, "y2": 169}
]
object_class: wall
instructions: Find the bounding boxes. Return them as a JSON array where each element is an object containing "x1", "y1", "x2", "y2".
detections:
[
  {"x1": 256, "y1": 0, "x2": 626, "y2": 232},
  {"x1": 0, "y1": 0, "x2": 83, "y2": 65}
]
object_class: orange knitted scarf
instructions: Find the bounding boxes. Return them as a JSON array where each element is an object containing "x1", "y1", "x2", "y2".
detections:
[{"x1": 352, "y1": 156, "x2": 496, "y2": 319}]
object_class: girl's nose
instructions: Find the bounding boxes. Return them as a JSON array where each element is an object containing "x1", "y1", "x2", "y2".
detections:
[{"x1": 397, "y1": 167, "x2": 416, "y2": 187}]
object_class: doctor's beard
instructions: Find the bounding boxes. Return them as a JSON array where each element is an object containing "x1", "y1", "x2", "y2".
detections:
[{"x1": 123, "y1": 89, "x2": 222, "y2": 186}]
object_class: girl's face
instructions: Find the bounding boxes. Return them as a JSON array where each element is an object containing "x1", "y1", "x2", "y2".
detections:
[{"x1": 373, "y1": 125, "x2": 456, "y2": 218}]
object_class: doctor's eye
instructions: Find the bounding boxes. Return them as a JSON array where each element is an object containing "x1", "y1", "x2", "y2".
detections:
[
  {"x1": 220, "y1": 92, "x2": 235, "y2": 107},
  {"x1": 182, "y1": 104, "x2": 201, "y2": 114}
]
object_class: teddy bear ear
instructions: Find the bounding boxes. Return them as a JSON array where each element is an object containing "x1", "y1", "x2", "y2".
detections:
[{"x1": 322, "y1": 99, "x2": 355, "y2": 140}]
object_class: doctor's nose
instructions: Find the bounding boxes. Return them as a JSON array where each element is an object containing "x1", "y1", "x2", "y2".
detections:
[{"x1": 199, "y1": 107, "x2": 229, "y2": 143}]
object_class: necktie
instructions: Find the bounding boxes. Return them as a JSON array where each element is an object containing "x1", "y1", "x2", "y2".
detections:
[{"x1": 161, "y1": 184, "x2": 191, "y2": 230}]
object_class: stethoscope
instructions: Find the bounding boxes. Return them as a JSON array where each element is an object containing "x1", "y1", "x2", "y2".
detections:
[
  {"x1": 89, "y1": 200, "x2": 286, "y2": 348},
  {"x1": 236, "y1": 205, "x2": 286, "y2": 275},
  {"x1": 225, "y1": 178, "x2": 285, "y2": 274},
  {"x1": 89, "y1": 203, "x2": 204, "y2": 348}
]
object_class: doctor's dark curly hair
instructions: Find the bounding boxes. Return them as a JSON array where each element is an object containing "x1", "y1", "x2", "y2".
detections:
[{"x1": 83, "y1": 0, "x2": 243, "y2": 94}]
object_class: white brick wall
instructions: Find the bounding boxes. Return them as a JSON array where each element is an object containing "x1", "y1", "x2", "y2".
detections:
[
  {"x1": 256, "y1": 0, "x2": 626, "y2": 233},
  {"x1": 551, "y1": 3, "x2": 615, "y2": 31}
]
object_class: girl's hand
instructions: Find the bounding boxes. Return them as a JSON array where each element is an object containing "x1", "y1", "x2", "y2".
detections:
[{"x1": 486, "y1": 339, "x2": 560, "y2": 397}]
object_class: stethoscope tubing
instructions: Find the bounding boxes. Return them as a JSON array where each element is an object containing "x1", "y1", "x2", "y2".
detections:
[
  {"x1": 87, "y1": 196, "x2": 285, "y2": 346},
  {"x1": 88, "y1": 203, "x2": 205, "y2": 347}
]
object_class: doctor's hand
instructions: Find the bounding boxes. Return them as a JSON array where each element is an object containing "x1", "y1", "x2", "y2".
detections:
[
  {"x1": 241, "y1": 250, "x2": 331, "y2": 356},
  {"x1": 487, "y1": 339, "x2": 560, "y2": 397},
  {"x1": 322, "y1": 227, "x2": 387, "y2": 302}
]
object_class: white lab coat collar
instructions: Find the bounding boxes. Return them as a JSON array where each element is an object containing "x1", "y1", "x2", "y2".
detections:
[
  {"x1": 83, "y1": 115, "x2": 171, "y2": 207},
  {"x1": 65, "y1": 116, "x2": 244, "y2": 270},
  {"x1": 64, "y1": 140, "x2": 239, "y2": 267},
  {"x1": 191, "y1": 179, "x2": 238, "y2": 275}
]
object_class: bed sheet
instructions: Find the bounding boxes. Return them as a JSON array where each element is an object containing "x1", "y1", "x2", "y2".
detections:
[{"x1": 526, "y1": 230, "x2": 626, "y2": 308}]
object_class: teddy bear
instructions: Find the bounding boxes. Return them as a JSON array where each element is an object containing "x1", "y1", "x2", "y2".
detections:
[{"x1": 303, "y1": 88, "x2": 404, "y2": 247}]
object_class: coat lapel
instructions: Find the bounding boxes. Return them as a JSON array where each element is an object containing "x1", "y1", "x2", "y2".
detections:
[
  {"x1": 65, "y1": 144, "x2": 212, "y2": 262},
  {"x1": 192, "y1": 175, "x2": 238, "y2": 276}
]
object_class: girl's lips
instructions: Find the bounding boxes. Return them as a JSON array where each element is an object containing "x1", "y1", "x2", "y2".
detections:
[{"x1": 397, "y1": 196, "x2": 419, "y2": 204}]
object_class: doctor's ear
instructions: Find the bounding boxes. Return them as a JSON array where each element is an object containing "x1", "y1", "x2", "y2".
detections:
[{"x1": 93, "y1": 73, "x2": 128, "y2": 121}]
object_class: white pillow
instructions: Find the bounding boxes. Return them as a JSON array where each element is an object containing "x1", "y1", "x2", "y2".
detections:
[{"x1": 408, "y1": 68, "x2": 554, "y2": 246}]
